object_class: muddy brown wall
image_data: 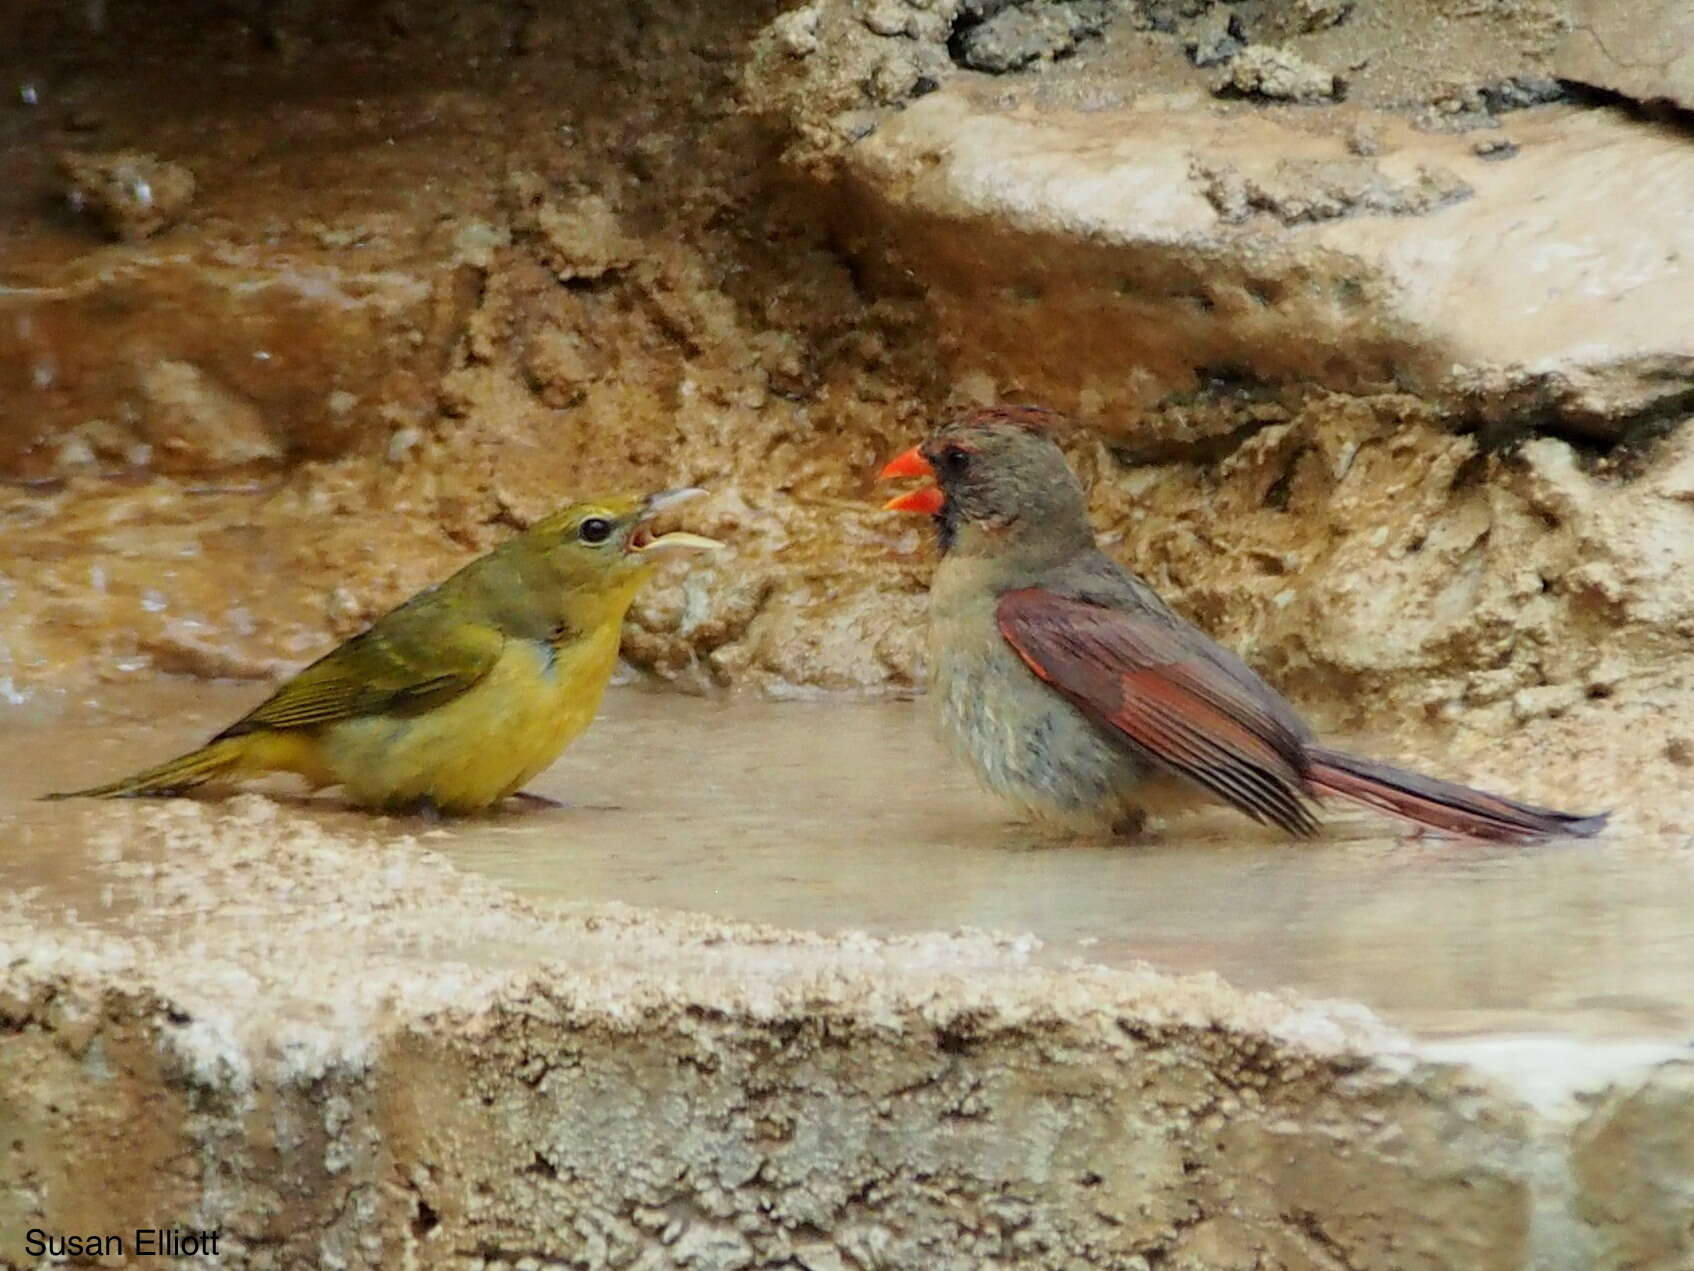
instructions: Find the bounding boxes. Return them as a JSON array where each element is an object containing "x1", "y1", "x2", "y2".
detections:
[{"x1": 1, "y1": 0, "x2": 944, "y2": 700}]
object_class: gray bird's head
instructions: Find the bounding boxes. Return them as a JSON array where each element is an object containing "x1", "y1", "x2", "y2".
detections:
[{"x1": 881, "y1": 405, "x2": 1095, "y2": 562}]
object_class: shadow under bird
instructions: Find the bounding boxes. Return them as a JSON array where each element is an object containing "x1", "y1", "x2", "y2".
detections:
[
  {"x1": 48, "y1": 489, "x2": 720, "y2": 816},
  {"x1": 880, "y1": 406, "x2": 1607, "y2": 843}
]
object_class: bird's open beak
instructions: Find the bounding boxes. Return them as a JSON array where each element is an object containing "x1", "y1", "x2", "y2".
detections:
[
  {"x1": 629, "y1": 487, "x2": 722, "y2": 556},
  {"x1": 879, "y1": 446, "x2": 944, "y2": 515}
]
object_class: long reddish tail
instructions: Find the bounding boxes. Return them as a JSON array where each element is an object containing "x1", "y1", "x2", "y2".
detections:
[{"x1": 1305, "y1": 747, "x2": 1608, "y2": 843}]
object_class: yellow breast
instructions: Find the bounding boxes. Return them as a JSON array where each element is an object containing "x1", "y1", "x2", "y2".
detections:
[{"x1": 317, "y1": 622, "x2": 623, "y2": 814}]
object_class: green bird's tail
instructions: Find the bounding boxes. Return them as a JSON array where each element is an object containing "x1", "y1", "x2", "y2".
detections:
[{"x1": 44, "y1": 737, "x2": 249, "y2": 801}]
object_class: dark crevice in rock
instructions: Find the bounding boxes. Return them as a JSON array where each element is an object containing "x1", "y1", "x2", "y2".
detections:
[
  {"x1": 409, "y1": 1196, "x2": 440, "y2": 1239},
  {"x1": 1171, "y1": 363, "x2": 1282, "y2": 405},
  {"x1": 1553, "y1": 78, "x2": 1694, "y2": 136},
  {"x1": 1600, "y1": 406, "x2": 1694, "y2": 477},
  {"x1": 1285, "y1": 1207, "x2": 1364, "y2": 1271},
  {"x1": 946, "y1": 6, "x2": 990, "y2": 68},
  {"x1": 1262, "y1": 444, "x2": 1310, "y2": 511},
  {"x1": 1453, "y1": 386, "x2": 1694, "y2": 475},
  {"x1": 524, "y1": 1150, "x2": 559, "y2": 1179},
  {"x1": 1108, "y1": 416, "x2": 1283, "y2": 469}
]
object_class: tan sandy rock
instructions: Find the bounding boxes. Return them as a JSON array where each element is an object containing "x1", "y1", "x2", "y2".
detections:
[
  {"x1": 58, "y1": 148, "x2": 196, "y2": 242},
  {"x1": 0, "y1": 796, "x2": 1686, "y2": 1270},
  {"x1": 1222, "y1": 43, "x2": 1339, "y2": 102},
  {"x1": 1559, "y1": 0, "x2": 1694, "y2": 112},
  {"x1": 841, "y1": 92, "x2": 1694, "y2": 430}
]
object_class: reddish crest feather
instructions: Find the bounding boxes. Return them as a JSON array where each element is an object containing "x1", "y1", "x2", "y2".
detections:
[{"x1": 947, "y1": 404, "x2": 1065, "y2": 439}]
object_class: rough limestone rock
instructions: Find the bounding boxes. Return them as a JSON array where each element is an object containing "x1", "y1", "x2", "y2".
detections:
[
  {"x1": 1558, "y1": 0, "x2": 1694, "y2": 112},
  {"x1": 742, "y1": 0, "x2": 1581, "y2": 158},
  {"x1": 838, "y1": 92, "x2": 1694, "y2": 433},
  {"x1": 1222, "y1": 43, "x2": 1339, "y2": 101},
  {"x1": 58, "y1": 148, "x2": 197, "y2": 241},
  {"x1": 2, "y1": 796, "x2": 1691, "y2": 1271}
]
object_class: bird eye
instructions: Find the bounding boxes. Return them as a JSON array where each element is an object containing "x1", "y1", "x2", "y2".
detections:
[
  {"x1": 579, "y1": 517, "x2": 613, "y2": 544},
  {"x1": 940, "y1": 445, "x2": 971, "y2": 474}
]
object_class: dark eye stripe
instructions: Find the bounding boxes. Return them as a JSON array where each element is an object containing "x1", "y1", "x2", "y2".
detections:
[{"x1": 579, "y1": 517, "x2": 613, "y2": 544}]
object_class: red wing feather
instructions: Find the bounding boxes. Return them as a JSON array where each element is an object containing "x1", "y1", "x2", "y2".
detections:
[{"x1": 997, "y1": 588, "x2": 1320, "y2": 836}]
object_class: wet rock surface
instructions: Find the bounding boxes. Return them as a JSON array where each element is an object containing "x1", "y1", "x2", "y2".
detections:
[{"x1": 1, "y1": 785, "x2": 1689, "y2": 1271}]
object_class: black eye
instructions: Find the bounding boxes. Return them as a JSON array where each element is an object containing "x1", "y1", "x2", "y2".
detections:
[
  {"x1": 579, "y1": 517, "x2": 613, "y2": 544},
  {"x1": 939, "y1": 446, "x2": 971, "y2": 475}
]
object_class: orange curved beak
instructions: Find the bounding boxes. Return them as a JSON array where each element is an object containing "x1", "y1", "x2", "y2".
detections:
[
  {"x1": 880, "y1": 445, "x2": 944, "y2": 514},
  {"x1": 880, "y1": 446, "x2": 933, "y2": 480}
]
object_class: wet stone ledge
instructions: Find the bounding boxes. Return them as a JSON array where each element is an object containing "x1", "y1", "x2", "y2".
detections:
[{"x1": 1, "y1": 797, "x2": 1692, "y2": 1271}]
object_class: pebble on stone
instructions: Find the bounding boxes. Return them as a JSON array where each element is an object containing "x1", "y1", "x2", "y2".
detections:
[{"x1": 58, "y1": 149, "x2": 197, "y2": 242}]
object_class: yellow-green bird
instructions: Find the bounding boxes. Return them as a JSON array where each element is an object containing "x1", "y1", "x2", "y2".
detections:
[{"x1": 48, "y1": 489, "x2": 720, "y2": 815}]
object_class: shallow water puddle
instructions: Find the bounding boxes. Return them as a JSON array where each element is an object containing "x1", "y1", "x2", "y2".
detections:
[{"x1": 4, "y1": 681, "x2": 1693, "y2": 1040}]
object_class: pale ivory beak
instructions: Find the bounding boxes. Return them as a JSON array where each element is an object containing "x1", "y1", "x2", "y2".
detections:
[{"x1": 631, "y1": 487, "x2": 722, "y2": 555}]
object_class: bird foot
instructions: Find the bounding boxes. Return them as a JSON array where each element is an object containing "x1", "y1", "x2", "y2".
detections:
[
  {"x1": 508, "y1": 791, "x2": 565, "y2": 810},
  {"x1": 1109, "y1": 809, "x2": 1151, "y2": 840},
  {"x1": 396, "y1": 796, "x2": 445, "y2": 823}
]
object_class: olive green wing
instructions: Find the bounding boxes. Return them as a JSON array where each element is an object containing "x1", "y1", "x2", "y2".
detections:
[{"x1": 213, "y1": 603, "x2": 507, "y2": 739}]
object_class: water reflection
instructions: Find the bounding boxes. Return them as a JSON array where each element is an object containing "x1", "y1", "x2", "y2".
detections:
[{"x1": 4, "y1": 682, "x2": 1692, "y2": 1040}]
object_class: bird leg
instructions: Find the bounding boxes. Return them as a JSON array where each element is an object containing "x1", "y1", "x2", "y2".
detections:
[
  {"x1": 1109, "y1": 808, "x2": 1150, "y2": 840},
  {"x1": 403, "y1": 795, "x2": 445, "y2": 823}
]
